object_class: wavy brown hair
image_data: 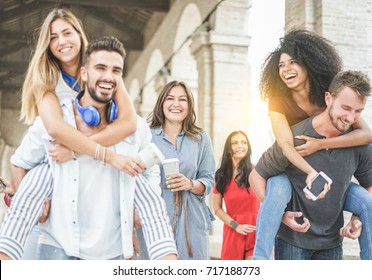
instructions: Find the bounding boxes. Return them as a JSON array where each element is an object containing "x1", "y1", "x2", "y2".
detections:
[{"x1": 147, "y1": 80, "x2": 202, "y2": 139}]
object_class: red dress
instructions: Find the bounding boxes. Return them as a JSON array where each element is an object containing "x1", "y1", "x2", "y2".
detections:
[{"x1": 213, "y1": 179, "x2": 260, "y2": 259}]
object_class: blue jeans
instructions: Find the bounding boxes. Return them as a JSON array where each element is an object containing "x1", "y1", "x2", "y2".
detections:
[
  {"x1": 343, "y1": 182, "x2": 372, "y2": 260},
  {"x1": 274, "y1": 236, "x2": 343, "y2": 260},
  {"x1": 22, "y1": 225, "x2": 39, "y2": 260},
  {"x1": 253, "y1": 175, "x2": 372, "y2": 260},
  {"x1": 253, "y1": 173, "x2": 292, "y2": 260},
  {"x1": 37, "y1": 244, "x2": 123, "y2": 260}
]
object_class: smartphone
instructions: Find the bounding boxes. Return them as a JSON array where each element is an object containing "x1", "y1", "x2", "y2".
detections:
[{"x1": 303, "y1": 171, "x2": 332, "y2": 201}]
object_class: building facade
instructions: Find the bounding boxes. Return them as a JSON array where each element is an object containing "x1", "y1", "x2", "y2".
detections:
[{"x1": 0, "y1": 0, "x2": 371, "y2": 258}]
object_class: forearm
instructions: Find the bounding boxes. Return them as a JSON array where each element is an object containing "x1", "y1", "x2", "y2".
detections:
[
  {"x1": 319, "y1": 129, "x2": 372, "y2": 150},
  {"x1": 281, "y1": 142, "x2": 316, "y2": 175},
  {"x1": 270, "y1": 111, "x2": 315, "y2": 175},
  {"x1": 48, "y1": 120, "x2": 101, "y2": 158},
  {"x1": 189, "y1": 179, "x2": 205, "y2": 196},
  {"x1": 213, "y1": 194, "x2": 234, "y2": 226},
  {"x1": 89, "y1": 118, "x2": 136, "y2": 146},
  {"x1": 10, "y1": 164, "x2": 28, "y2": 191},
  {"x1": 215, "y1": 207, "x2": 235, "y2": 227}
]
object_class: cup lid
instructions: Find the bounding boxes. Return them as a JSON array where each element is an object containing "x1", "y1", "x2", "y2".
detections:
[{"x1": 162, "y1": 158, "x2": 179, "y2": 164}]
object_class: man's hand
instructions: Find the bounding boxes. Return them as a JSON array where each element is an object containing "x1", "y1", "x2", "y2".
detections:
[
  {"x1": 340, "y1": 217, "x2": 362, "y2": 240},
  {"x1": 282, "y1": 211, "x2": 311, "y2": 233},
  {"x1": 38, "y1": 197, "x2": 51, "y2": 223},
  {"x1": 133, "y1": 207, "x2": 141, "y2": 229},
  {"x1": 0, "y1": 176, "x2": 16, "y2": 196}
]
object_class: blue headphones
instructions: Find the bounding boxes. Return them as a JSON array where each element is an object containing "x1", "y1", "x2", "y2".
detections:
[{"x1": 75, "y1": 91, "x2": 118, "y2": 126}]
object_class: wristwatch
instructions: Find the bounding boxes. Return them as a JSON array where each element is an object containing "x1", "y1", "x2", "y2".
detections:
[{"x1": 230, "y1": 220, "x2": 239, "y2": 230}]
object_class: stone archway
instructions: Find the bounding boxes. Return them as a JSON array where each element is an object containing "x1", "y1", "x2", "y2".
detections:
[
  {"x1": 170, "y1": 3, "x2": 202, "y2": 111},
  {"x1": 139, "y1": 49, "x2": 165, "y2": 118}
]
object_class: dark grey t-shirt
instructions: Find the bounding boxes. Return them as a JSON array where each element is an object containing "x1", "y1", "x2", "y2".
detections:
[{"x1": 255, "y1": 116, "x2": 372, "y2": 250}]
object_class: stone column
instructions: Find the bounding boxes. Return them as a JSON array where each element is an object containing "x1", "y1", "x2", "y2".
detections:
[
  {"x1": 190, "y1": 0, "x2": 252, "y2": 259},
  {"x1": 190, "y1": 26, "x2": 251, "y2": 161}
]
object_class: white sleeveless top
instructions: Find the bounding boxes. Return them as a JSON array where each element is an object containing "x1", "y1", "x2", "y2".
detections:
[{"x1": 55, "y1": 72, "x2": 78, "y2": 102}]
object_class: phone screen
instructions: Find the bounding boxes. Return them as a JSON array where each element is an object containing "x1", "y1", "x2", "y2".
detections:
[{"x1": 307, "y1": 174, "x2": 328, "y2": 197}]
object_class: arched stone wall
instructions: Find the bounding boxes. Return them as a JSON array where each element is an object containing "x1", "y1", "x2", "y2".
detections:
[
  {"x1": 140, "y1": 49, "x2": 165, "y2": 118},
  {"x1": 170, "y1": 3, "x2": 201, "y2": 109}
]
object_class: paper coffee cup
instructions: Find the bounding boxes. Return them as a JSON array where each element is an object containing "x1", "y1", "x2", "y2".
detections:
[
  {"x1": 162, "y1": 158, "x2": 179, "y2": 178},
  {"x1": 138, "y1": 143, "x2": 165, "y2": 168}
]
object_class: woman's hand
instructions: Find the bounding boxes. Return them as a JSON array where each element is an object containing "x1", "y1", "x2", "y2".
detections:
[
  {"x1": 133, "y1": 207, "x2": 141, "y2": 229},
  {"x1": 304, "y1": 182, "x2": 331, "y2": 200},
  {"x1": 107, "y1": 151, "x2": 145, "y2": 177},
  {"x1": 235, "y1": 224, "x2": 256, "y2": 235},
  {"x1": 295, "y1": 135, "x2": 322, "y2": 156},
  {"x1": 38, "y1": 197, "x2": 51, "y2": 223},
  {"x1": 165, "y1": 173, "x2": 193, "y2": 192},
  {"x1": 48, "y1": 144, "x2": 75, "y2": 164}
]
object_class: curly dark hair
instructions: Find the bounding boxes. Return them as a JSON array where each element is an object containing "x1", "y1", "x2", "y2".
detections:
[
  {"x1": 259, "y1": 29, "x2": 343, "y2": 107},
  {"x1": 215, "y1": 131, "x2": 253, "y2": 195}
]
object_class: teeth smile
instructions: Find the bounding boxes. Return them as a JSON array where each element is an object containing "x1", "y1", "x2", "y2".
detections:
[
  {"x1": 98, "y1": 83, "x2": 113, "y2": 89},
  {"x1": 60, "y1": 47, "x2": 71, "y2": 53},
  {"x1": 285, "y1": 74, "x2": 296, "y2": 79}
]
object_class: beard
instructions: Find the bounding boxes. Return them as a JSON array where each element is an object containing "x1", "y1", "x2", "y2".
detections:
[
  {"x1": 328, "y1": 104, "x2": 352, "y2": 132},
  {"x1": 86, "y1": 85, "x2": 113, "y2": 104},
  {"x1": 85, "y1": 73, "x2": 115, "y2": 104}
]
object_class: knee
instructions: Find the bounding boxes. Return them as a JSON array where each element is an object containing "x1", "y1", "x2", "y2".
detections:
[{"x1": 266, "y1": 175, "x2": 292, "y2": 203}]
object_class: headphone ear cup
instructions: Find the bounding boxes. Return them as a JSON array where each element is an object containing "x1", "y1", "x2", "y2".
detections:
[
  {"x1": 75, "y1": 97, "x2": 101, "y2": 126},
  {"x1": 106, "y1": 99, "x2": 118, "y2": 123},
  {"x1": 82, "y1": 107, "x2": 101, "y2": 126}
]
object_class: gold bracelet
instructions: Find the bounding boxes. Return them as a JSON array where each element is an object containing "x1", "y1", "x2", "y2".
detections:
[
  {"x1": 189, "y1": 179, "x2": 195, "y2": 191},
  {"x1": 94, "y1": 144, "x2": 101, "y2": 160},
  {"x1": 102, "y1": 147, "x2": 107, "y2": 165}
]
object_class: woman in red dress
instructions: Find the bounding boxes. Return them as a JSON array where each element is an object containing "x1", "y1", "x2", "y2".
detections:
[{"x1": 212, "y1": 130, "x2": 260, "y2": 260}]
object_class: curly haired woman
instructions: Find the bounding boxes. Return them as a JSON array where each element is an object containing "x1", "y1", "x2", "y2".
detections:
[{"x1": 250, "y1": 29, "x2": 372, "y2": 260}]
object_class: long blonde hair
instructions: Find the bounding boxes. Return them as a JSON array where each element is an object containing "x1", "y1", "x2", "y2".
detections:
[{"x1": 20, "y1": 8, "x2": 88, "y2": 124}]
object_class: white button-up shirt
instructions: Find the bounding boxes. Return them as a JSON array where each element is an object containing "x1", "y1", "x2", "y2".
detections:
[{"x1": 11, "y1": 98, "x2": 160, "y2": 259}]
